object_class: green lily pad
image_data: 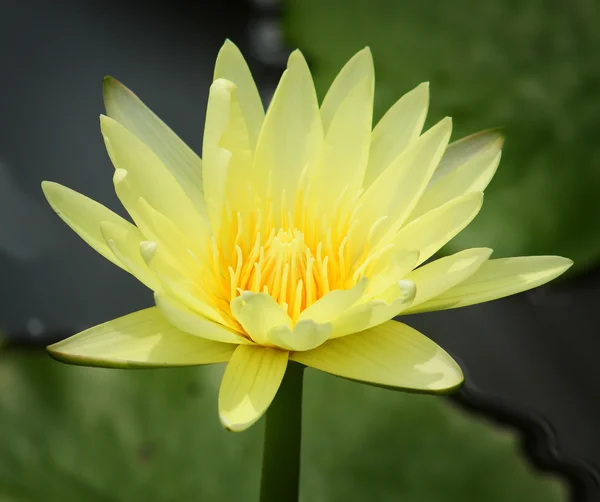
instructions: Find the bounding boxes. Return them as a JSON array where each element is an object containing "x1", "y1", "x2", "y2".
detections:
[
  {"x1": 0, "y1": 350, "x2": 564, "y2": 501},
  {"x1": 285, "y1": 0, "x2": 600, "y2": 273}
]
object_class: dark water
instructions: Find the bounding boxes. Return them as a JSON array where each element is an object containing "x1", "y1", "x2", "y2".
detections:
[{"x1": 0, "y1": 0, "x2": 598, "y2": 499}]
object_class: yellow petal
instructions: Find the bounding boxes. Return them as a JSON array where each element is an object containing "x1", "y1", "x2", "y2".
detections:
[
  {"x1": 213, "y1": 39, "x2": 265, "y2": 147},
  {"x1": 267, "y1": 320, "x2": 332, "y2": 352},
  {"x1": 298, "y1": 277, "x2": 368, "y2": 324},
  {"x1": 41, "y1": 181, "x2": 128, "y2": 270},
  {"x1": 219, "y1": 345, "x2": 289, "y2": 431},
  {"x1": 365, "y1": 250, "x2": 419, "y2": 299},
  {"x1": 352, "y1": 118, "x2": 452, "y2": 250},
  {"x1": 431, "y1": 129, "x2": 504, "y2": 184},
  {"x1": 101, "y1": 115, "x2": 208, "y2": 250},
  {"x1": 403, "y1": 248, "x2": 492, "y2": 313},
  {"x1": 202, "y1": 78, "x2": 253, "y2": 232},
  {"x1": 320, "y1": 47, "x2": 373, "y2": 133},
  {"x1": 311, "y1": 75, "x2": 374, "y2": 208},
  {"x1": 48, "y1": 307, "x2": 235, "y2": 368},
  {"x1": 135, "y1": 196, "x2": 208, "y2": 273},
  {"x1": 410, "y1": 139, "x2": 501, "y2": 221},
  {"x1": 364, "y1": 82, "x2": 429, "y2": 188},
  {"x1": 154, "y1": 292, "x2": 250, "y2": 344},
  {"x1": 100, "y1": 221, "x2": 159, "y2": 290},
  {"x1": 230, "y1": 291, "x2": 292, "y2": 345},
  {"x1": 388, "y1": 192, "x2": 484, "y2": 266},
  {"x1": 292, "y1": 320, "x2": 463, "y2": 393},
  {"x1": 407, "y1": 256, "x2": 573, "y2": 314},
  {"x1": 141, "y1": 240, "x2": 226, "y2": 325},
  {"x1": 330, "y1": 280, "x2": 416, "y2": 338},
  {"x1": 252, "y1": 50, "x2": 322, "y2": 220},
  {"x1": 103, "y1": 77, "x2": 207, "y2": 219}
]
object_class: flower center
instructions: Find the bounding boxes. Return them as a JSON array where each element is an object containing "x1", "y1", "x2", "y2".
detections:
[{"x1": 207, "y1": 200, "x2": 357, "y2": 324}]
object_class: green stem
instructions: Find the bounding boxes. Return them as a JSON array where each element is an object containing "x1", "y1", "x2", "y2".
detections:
[{"x1": 260, "y1": 361, "x2": 305, "y2": 502}]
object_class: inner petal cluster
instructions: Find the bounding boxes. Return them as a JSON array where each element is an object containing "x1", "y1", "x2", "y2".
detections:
[{"x1": 207, "y1": 197, "x2": 361, "y2": 324}]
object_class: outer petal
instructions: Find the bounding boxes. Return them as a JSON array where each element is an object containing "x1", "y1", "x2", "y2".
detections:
[
  {"x1": 291, "y1": 320, "x2": 463, "y2": 393},
  {"x1": 320, "y1": 47, "x2": 373, "y2": 133},
  {"x1": 101, "y1": 115, "x2": 208, "y2": 250},
  {"x1": 154, "y1": 292, "x2": 251, "y2": 344},
  {"x1": 103, "y1": 77, "x2": 207, "y2": 219},
  {"x1": 253, "y1": 50, "x2": 322, "y2": 220},
  {"x1": 219, "y1": 345, "x2": 289, "y2": 431},
  {"x1": 213, "y1": 39, "x2": 265, "y2": 147},
  {"x1": 47, "y1": 307, "x2": 235, "y2": 368},
  {"x1": 410, "y1": 140, "x2": 501, "y2": 220},
  {"x1": 202, "y1": 78, "x2": 253, "y2": 232},
  {"x1": 388, "y1": 191, "x2": 484, "y2": 266},
  {"x1": 230, "y1": 292, "x2": 292, "y2": 345},
  {"x1": 100, "y1": 221, "x2": 159, "y2": 290},
  {"x1": 403, "y1": 248, "x2": 492, "y2": 312},
  {"x1": 430, "y1": 129, "x2": 504, "y2": 184},
  {"x1": 311, "y1": 75, "x2": 374, "y2": 209},
  {"x1": 406, "y1": 256, "x2": 573, "y2": 314},
  {"x1": 42, "y1": 181, "x2": 128, "y2": 270},
  {"x1": 364, "y1": 82, "x2": 429, "y2": 188},
  {"x1": 352, "y1": 118, "x2": 452, "y2": 250}
]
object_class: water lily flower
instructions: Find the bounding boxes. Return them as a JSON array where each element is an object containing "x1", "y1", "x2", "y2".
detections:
[{"x1": 42, "y1": 40, "x2": 572, "y2": 432}]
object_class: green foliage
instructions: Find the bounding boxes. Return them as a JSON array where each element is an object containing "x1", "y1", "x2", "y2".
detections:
[
  {"x1": 0, "y1": 350, "x2": 564, "y2": 501},
  {"x1": 285, "y1": 0, "x2": 600, "y2": 272}
]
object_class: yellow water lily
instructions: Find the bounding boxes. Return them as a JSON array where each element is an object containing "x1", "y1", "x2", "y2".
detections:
[{"x1": 42, "y1": 40, "x2": 572, "y2": 432}]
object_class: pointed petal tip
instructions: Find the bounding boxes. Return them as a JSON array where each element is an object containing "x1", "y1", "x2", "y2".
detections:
[
  {"x1": 140, "y1": 240, "x2": 157, "y2": 262},
  {"x1": 40, "y1": 180, "x2": 55, "y2": 195},
  {"x1": 102, "y1": 75, "x2": 118, "y2": 91},
  {"x1": 211, "y1": 77, "x2": 237, "y2": 91},
  {"x1": 359, "y1": 45, "x2": 373, "y2": 59},
  {"x1": 46, "y1": 342, "x2": 102, "y2": 368},
  {"x1": 102, "y1": 76, "x2": 132, "y2": 102},
  {"x1": 554, "y1": 256, "x2": 574, "y2": 271},
  {"x1": 480, "y1": 247, "x2": 494, "y2": 258},
  {"x1": 432, "y1": 357, "x2": 464, "y2": 393},
  {"x1": 113, "y1": 168, "x2": 128, "y2": 184},
  {"x1": 287, "y1": 48, "x2": 309, "y2": 68}
]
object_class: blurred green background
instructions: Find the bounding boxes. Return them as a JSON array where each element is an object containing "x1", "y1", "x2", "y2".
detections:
[{"x1": 0, "y1": 351, "x2": 565, "y2": 501}]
